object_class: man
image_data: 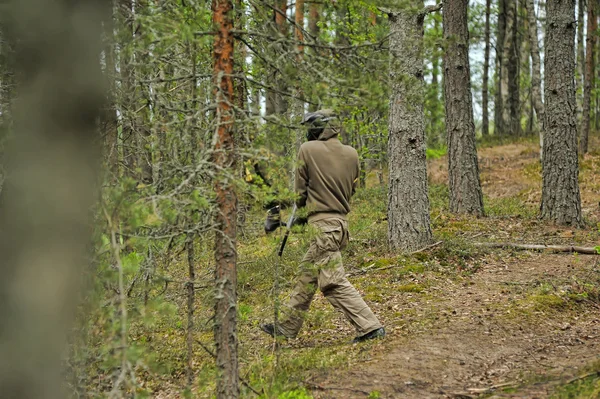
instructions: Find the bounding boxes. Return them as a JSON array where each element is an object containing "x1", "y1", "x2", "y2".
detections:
[{"x1": 261, "y1": 110, "x2": 385, "y2": 343}]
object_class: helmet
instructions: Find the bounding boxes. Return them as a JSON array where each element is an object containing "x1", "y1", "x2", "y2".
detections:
[{"x1": 301, "y1": 109, "x2": 337, "y2": 141}]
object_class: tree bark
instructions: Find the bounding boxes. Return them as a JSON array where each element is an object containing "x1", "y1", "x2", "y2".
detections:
[
  {"x1": 295, "y1": 0, "x2": 304, "y2": 56},
  {"x1": 542, "y1": 0, "x2": 583, "y2": 227},
  {"x1": 103, "y1": 2, "x2": 119, "y2": 179},
  {"x1": 576, "y1": 0, "x2": 585, "y2": 120},
  {"x1": 443, "y1": 0, "x2": 485, "y2": 216},
  {"x1": 482, "y1": 0, "x2": 491, "y2": 137},
  {"x1": 186, "y1": 236, "x2": 195, "y2": 390},
  {"x1": 494, "y1": 0, "x2": 506, "y2": 135},
  {"x1": 387, "y1": 6, "x2": 434, "y2": 251},
  {"x1": 274, "y1": 0, "x2": 288, "y2": 115},
  {"x1": 581, "y1": 0, "x2": 596, "y2": 155},
  {"x1": 212, "y1": 0, "x2": 239, "y2": 397},
  {"x1": 525, "y1": 0, "x2": 545, "y2": 156},
  {"x1": 501, "y1": 0, "x2": 521, "y2": 136},
  {"x1": 308, "y1": 2, "x2": 320, "y2": 112}
]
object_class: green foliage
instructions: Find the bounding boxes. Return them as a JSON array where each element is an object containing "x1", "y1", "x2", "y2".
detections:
[{"x1": 426, "y1": 147, "x2": 447, "y2": 160}]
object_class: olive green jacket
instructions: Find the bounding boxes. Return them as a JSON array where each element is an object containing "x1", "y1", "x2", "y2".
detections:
[{"x1": 295, "y1": 128, "x2": 359, "y2": 221}]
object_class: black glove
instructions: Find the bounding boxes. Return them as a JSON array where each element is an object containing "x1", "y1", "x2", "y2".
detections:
[{"x1": 264, "y1": 206, "x2": 284, "y2": 234}]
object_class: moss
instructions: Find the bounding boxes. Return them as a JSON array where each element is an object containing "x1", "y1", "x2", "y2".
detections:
[
  {"x1": 397, "y1": 284, "x2": 424, "y2": 293},
  {"x1": 526, "y1": 294, "x2": 566, "y2": 311}
]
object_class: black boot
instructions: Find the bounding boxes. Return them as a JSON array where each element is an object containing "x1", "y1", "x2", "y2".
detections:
[
  {"x1": 259, "y1": 323, "x2": 289, "y2": 339},
  {"x1": 353, "y1": 327, "x2": 386, "y2": 343}
]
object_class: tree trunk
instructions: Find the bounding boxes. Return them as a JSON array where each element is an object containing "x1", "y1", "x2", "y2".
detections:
[
  {"x1": 308, "y1": 2, "x2": 320, "y2": 112},
  {"x1": 186, "y1": 236, "x2": 195, "y2": 390},
  {"x1": 581, "y1": 0, "x2": 596, "y2": 155},
  {"x1": 443, "y1": 0, "x2": 485, "y2": 216},
  {"x1": 387, "y1": 6, "x2": 434, "y2": 251},
  {"x1": 482, "y1": 0, "x2": 491, "y2": 137},
  {"x1": 542, "y1": 0, "x2": 583, "y2": 227},
  {"x1": 103, "y1": 2, "x2": 119, "y2": 179},
  {"x1": 212, "y1": 0, "x2": 239, "y2": 397},
  {"x1": 495, "y1": 0, "x2": 506, "y2": 135},
  {"x1": 576, "y1": 0, "x2": 585, "y2": 120},
  {"x1": 525, "y1": 0, "x2": 545, "y2": 157},
  {"x1": 502, "y1": 0, "x2": 520, "y2": 136},
  {"x1": 294, "y1": 0, "x2": 305, "y2": 153},
  {"x1": 295, "y1": 0, "x2": 304, "y2": 56},
  {"x1": 274, "y1": 0, "x2": 288, "y2": 115}
]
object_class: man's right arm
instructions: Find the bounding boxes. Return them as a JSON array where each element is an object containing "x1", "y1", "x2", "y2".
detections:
[{"x1": 295, "y1": 146, "x2": 308, "y2": 208}]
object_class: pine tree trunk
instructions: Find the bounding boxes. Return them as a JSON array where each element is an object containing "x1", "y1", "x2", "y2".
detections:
[
  {"x1": 186, "y1": 236, "x2": 195, "y2": 390},
  {"x1": 443, "y1": 0, "x2": 485, "y2": 216},
  {"x1": 482, "y1": 0, "x2": 491, "y2": 137},
  {"x1": 581, "y1": 0, "x2": 596, "y2": 155},
  {"x1": 502, "y1": 0, "x2": 520, "y2": 136},
  {"x1": 294, "y1": 0, "x2": 305, "y2": 153},
  {"x1": 576, "y1": 0, "x2": 585, "y2": 120},
  {"x1": 308, "y1": 2, "x2": 320, "y2": 112},
  {"x1": 387, "y1": 7, "x2": 433, "y2": 251},
  {"x1": 274, "y1": 0, "x2": 288, "y2": 115},
  {"x1": 212, "y1": 0, "x2": 239, "y2": 397},
  {"x1": 542, "y1": 0, "x2": 583, "y2": 227},
  {"x1": 525, "y1": 0, "x2": 545, "y2": 156},
  {"x1": 495, "y1": 0, "x2": 506, "y2": 135},
  {"x1": 103, "y1": 2, "x2": 119, "y2": 179}
]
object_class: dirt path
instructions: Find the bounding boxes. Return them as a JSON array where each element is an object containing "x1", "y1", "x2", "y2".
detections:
[
  {"x1": 312, "y1": 253, "x2": 599, "y2": 398},
  {"x1": 310, "y1": 142, "x2": 600, "y2": 399}
]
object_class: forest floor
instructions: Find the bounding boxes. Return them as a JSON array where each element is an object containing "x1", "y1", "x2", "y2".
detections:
[
  {"x1": 308, "y1": 137, "x2": 600, "y2": 399},
  {"x1": 150, "y1": 136, "x2": 600, "y2": 399}
]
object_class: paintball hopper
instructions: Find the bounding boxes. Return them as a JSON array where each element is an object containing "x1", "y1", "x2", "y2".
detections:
[
  {"x1": 264, "y1": 205, "x2": 284, "y2": 234},
  {"x1": 301, "y1": 109, "x2": 338, "y2": 141}
]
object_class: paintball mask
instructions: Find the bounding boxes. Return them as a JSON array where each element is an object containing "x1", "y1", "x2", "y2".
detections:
[{"x1": 300, "y1": 109, "x2": 338, "y2": 141}]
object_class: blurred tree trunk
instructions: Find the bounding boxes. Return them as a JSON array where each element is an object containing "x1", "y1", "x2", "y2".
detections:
[
  {"x1": 581, "y1": 0, "x2": 596, "y2": 155},
  {"x1": 387, "y1": 5, "x2": 434, "y2": 251},
  {"x1": 443, "y1": 0, "x2": 485, "y2": 216},
  {"x1": 482, "y1": 0, "x2": 491, "y2": 137},
  {"x1": 212, "y1": 0, "x2": 239, "y2": 397},
  {"x1": 525, "y1": 0, "x2": 545, "y2": 157},
  {"x1": 495, "y1": 0, "x2": 506, "y2": 135},
  {"x1": 542, "y1": 0, "x2": 583, "y2": 227},
  {"x1": 0, "y1": 0, "x2": 105, "y2": 397}
]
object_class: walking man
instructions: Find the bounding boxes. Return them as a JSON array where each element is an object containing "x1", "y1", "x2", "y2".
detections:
[{"x1": 261, "y1": 110, "x2": 385, "y2": 343}]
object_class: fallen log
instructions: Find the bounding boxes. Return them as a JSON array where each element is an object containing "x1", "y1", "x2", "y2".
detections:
[{"x1": 475, "y1": 242, "x2": 600, "y2": 255}]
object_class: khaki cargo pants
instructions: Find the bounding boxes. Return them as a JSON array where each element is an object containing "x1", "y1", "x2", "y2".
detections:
[{"x1": 278, "y1": 217, "x2": 382, "y2": 338}]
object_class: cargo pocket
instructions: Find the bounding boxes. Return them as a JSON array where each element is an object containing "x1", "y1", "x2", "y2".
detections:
[{"x1": 313, "y1": 220, "x2": 343, "y2": 253}]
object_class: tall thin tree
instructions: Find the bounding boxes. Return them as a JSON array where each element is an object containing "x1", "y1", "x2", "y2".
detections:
[
  {"x1": 581, "y1": 0, "x2": 596, "y2": 154},
  {"x1": 542, "y1": 0, "x2": 583, "y2": 226},
  {"x1": 212, "y1": 0, "x2": 239, "y2": 397},
  {"x1": 443, "y1": 0, "x2": 485, "y2": 216},
  {"x1": 495, "y1": 0, "x2": 506, "y2": 135},
  {"x1": 525, "y1": 0, "x2": 545, "y2": 156},
  {"x1": 576, "y1": 0, "x2": 585, "y2": 119},
  {"x1": 482, "y1": 0, "x2": 491, "y2": 137}
]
